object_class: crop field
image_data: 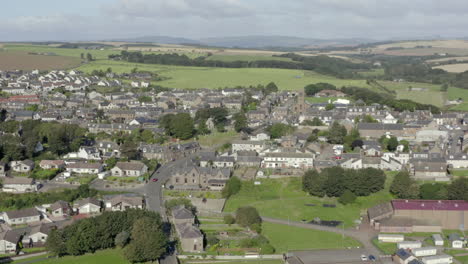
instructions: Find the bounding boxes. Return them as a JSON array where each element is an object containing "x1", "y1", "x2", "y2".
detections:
[
  {"x1": 426, "y1": 56, "x2": 468, "y2": 64},
  {"x1": 0, "y1": 50, "x2": 80, "y2": 71},
  {"x1": 77, "y1": 59, "x2": 371, "y2": 90},
  {"x1": 433, "y1": 63, "x2": 468, "y2": 73}
]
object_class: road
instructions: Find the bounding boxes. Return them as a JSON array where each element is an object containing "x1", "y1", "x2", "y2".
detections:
[{"x1": 144, "y1": 157, "x2": 193, "y2": 264}]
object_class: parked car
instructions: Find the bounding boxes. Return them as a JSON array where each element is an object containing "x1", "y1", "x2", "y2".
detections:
[
  {"x1": 152, "y1": 178, "x2": 158, "y2": 182},
  {"x1": 361, "y1": 255, "x2": 368, "y2": 261}
]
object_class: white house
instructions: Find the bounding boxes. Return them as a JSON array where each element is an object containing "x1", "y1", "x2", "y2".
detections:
[
  {"x1": 66, "y1": 162, "x2": 104, "y2": 174},
  {"x1": 104, "y1": 195, "x2": 145, "y2": 211},
  {"x1": 231, "y1": 140, "x2": 266, "y2": 153},
  {"x1": 412, "y1": 247, "x2": 437, "y2": 257},
  {"x1": 421, "y1": 254, "x2": 453, "y2": 264},
  {"x1": 9, "y1": 160, "x2": 35, "y2": 173},
  {"x1": 432, "y1": 234, "x2": 444, "y2": 246},
  {"x1": 0, "y1": 231, "x2": 20, "y2": 254},
  {"x1": 378, "y1": 234, "x2": 404, "y2": 243},
  {"x1": 73, "y1": 198, "x2": 101, "y2": 214},
  {"x1": 111, "y1": 161, "x2": 148, "y2": 177},
  {"x1": 64, "y1": 147, "x2": 101, "y2": 160},
  {"x1": 2, "y1": 208, "x2": 42, "y2": 225},
  {"x1": 449, "y1": 233, "x2": 464, "y2": 249},
  {"x1": 261, "y1": 152, "x2": 314, "y2": 169},
  {"x1": 397, "y1": 241, "x2": 422, "y2": 250}
]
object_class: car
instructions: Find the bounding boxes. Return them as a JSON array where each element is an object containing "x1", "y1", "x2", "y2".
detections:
[
  {"x1": 152, "y1": 178, "x2": 158, "y2": 182},
  {"x1": 368, "y1": 255, "x2": 376, "y2": 261},
  {"x1": 360, "y1": 255, "x2": 368, "y2": 261}
]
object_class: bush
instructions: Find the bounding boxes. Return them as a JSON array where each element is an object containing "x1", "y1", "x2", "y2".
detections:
[
  {"x1": 222, "y1": 176, "x2": 241, "y2": 198},
  {"x1": 259, "y1": 243, "x2": 275, "y2": 254},
  {"x1": 115, "y1": 231, "x2": 130, "y2": 247},
  {"x1": 235, "y1": 206, "x2": 261, "y2": 229},
  {"x1": 32, "y1": 168, "x2": 60, "y2": 180},
  {"x1": 223, "y1": 215, "x2": 236, "y2": 225},
  {"x1": 338, "y1": 190, "x2": 357, "y2": 205}
]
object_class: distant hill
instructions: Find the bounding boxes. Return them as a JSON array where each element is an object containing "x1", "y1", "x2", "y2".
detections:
[{"x1": 110, "y1": 35, "x2": 374, "y2": 49}]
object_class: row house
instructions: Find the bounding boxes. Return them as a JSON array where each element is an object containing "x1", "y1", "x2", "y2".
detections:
[{"x1": 261, "y1": 152, "x2": 314, "y2": 169}]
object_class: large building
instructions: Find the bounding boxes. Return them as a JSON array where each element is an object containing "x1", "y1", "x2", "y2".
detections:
[{"x1": 368, "y1": 200, "x2": 468, "y2": 232}]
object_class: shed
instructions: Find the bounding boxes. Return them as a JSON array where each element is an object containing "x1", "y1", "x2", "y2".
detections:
[{"x1": 431, "y1": 234, "x2": 444, "y2": 246}]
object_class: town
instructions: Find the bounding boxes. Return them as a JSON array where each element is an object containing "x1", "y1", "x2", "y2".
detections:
[{"x1": 0, "y1": 64, "x2": 467, "y2": 264}]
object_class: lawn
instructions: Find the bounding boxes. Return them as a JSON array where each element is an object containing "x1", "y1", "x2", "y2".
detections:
[
  {"x1": 206, "y1": 54, "x2": 293, "y2": 62},
  {"x1": 223, "y1": 173, "x2": 395, "y2": 228},
  {"x1": 22, "y1": 249, "x2": 130, "y2": 264},
  {"x1": 371, "y1": 238, "x2": 397, "y2": 255},
  {"x1": 262, "y1": 222, "x2": 361, "y2": 253},
  {"x1": 450, "y1": 169, "x2": 468, "y2": 178},
  {"x1": 197, "y1": 131, "x2": 240, "y2": 148}
]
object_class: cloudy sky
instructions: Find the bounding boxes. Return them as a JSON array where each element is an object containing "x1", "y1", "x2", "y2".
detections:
[{"x1": 2, "y1": 0, "x2": 468, "y2": 41}]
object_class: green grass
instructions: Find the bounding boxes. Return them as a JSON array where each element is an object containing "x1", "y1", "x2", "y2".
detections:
[
  {"x1": 445, "y1": 249, "x2": 468, "y2": 263},
  {"x1": 450, "y1": 169, "x2": 468, "y2": 178},
  {"x1": 197, "y1": 131, "x2": 239, "y2": 148},
  {"x1": 25, "y1": 249, "x2": 130, "y2": 264},
  {"x1": 224, "y1": 174, "x2": 395, "y2": 228},
  {"x1": 262, "y1": 222, "x2": 361, "y2": 253},
  {"x1": 371, "y1": 238, "x2": 397, "y2": 255},
  {"x1": 180, "y1": 261, "x2": 283, "y2": 264},
  {"x1": 447, "y1": 87, "x2": 468, "y2": 111},
  {"x1": 65, "y1": 175, "x2": 97, "y2": 185}
]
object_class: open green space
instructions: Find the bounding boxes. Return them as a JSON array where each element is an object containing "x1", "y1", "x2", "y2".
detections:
[
  {"x1": 224, "y1": 173, "x2": 396, "y2": 228},
  {"x1": 371, "y1": 238, "x2": 397, "y2": 255},
  {"x1": 450, "y1": 169, "x2": 468, "y2": 178},
  {"x1": 206, "y1": 54, "x2": 293, "y2": 62},
  {"x1": 262, "y1": 222, "x2": 361, "y2": 253},
  {"x1": 21, "y1": 248, "x2": 129, "y2": 264},
  {"x1": 180, "y1": 261, "x2": 283, "y2": 264}
]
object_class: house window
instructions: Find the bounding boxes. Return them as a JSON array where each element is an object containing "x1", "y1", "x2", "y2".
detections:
[
  {"x1": 184, "y1": 178, "x2": 187, "y2": 183},
  {"x1": 175, "y1": 178, "x2": 179, "y2": 183}
]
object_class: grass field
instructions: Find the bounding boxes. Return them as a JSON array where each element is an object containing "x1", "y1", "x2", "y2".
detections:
[
  {"x1": 262, "y1": 222, "x2": 361, "y2": 253},
  {"x1": 451, "y1": 169, "x2": 468, "y2": 177},
  {"x1": 224, "y1": 173, "x2": 396, "y2": 228},
  {"x1": 25, "y1": 249, "x2": 129, "y2": 264},
  {"x1": 433, "y1": 63, "x2": 468, "y2": 73},
  {"x1": 206, "y1": 54, "x2": 293, "y2": 62},
  {"x1": 197, "y1": 131, "x2": 240, "y2": 148},
  {"x1": 447, "y1": 87, "x2": 468, "y2": 111},
  {"x1": 181, "y1": 261, "x2": 283, "y2": 264},
  {"x1": 371, "y1": 238, "x2": 397, "y2": 255}
]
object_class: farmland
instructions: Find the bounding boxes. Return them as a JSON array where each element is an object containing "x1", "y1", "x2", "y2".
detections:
[
  {"x1": 0, "y1": 50, "x2": 80, "y2": 71},
  {"x1": 433, "y1": 63, "x2": 468, "y2": 73},
  {"x1": 19, "y1": 249, "x2": 129, "y2": 264}
]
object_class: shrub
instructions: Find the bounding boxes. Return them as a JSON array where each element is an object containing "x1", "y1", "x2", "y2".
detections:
[
  {"x1": 223, "y1": 215, "x2": 236, "y2": 225},
  {"x1": 338, "y1": 190, "x2": 357, "y2": 205}
]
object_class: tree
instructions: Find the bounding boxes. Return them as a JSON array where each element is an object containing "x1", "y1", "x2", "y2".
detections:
[
  {"x1": 115, "y1": 231, "x2": 130, "y2": 248},
  {"x1": 327, "y1": 122, "x2": 347, "y2": 144},
  {"x1": 338, "y1": 190, "x2": 357, "y2": 205},
  {"x1": 387, "y1": 136, "x2": 399, "y2": 151},
  {"x1": 267, "y1": 123, "x2": 295, "y2": 139},
  {"x1": 46, "y1": 228, "x2": 66, "y2": 256},
  {"x1": 447, "y1": 178, "x2": 468, "y2": 201},
  {"x1": 325, "y1": 103, "x2": 335, "y2": 111},
  {"x1": 120, "y1": 140, "x2": 139, "y2": 160},
  {"x1": 390, "y1": 170, "x2": 420, "y2": 199},
  {"x1": 80, "y1": 53, "x2": 84, "y2": 60},
  {"x1": 124, "y1": 217, "x2": 167, "y2": 263},
  {"x1": 302, "y1": 169, "x2": 327, "y2": 197},
  {"x1": 165, "y1": 198, "x2": 196, "y2": 213},
  {"x1": 235, "y1": 206, "x2": 262, "y2": 229},
  {"x1": 222, "y1": 176, "x2": 241, "y2": 198},
  {"x1": 420, "y1": 183, "x2": 448, "y2": 200},
  {"x1": 351, "y1": 139, "x2": 363, "y2": 150},
  {"x1": 233, "y1": 112, "x2": 248, "y2": 132},
  {"x1": 170, "y1": 113, "x2": 195, "y2": 140},
  {"x1": 197, "y1": 120, "x2": 210, "y2": 135},
  {"x1": 265, "y1": 82, "x2": 279, "y2": 94},
  {"x1": 86, "y1": 53, "x2": 93, "y2": 61},
  {"x1": 362, "y1": 115, "x2": 378, "y2": 123},
  {"x1": 223, "y1": 215, "x2": 236, "y2": 225},
  {"x1": 304, "y1": 83, "x2": 337, "y2": 96}
]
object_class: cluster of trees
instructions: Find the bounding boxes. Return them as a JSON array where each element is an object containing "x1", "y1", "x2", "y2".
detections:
[
  {"x1": 378, "y1": 135, "x2": 409, "y2": 152},
  {"x1": 0, "y1": 185, "x2": 97, "y2": 210},
  {"x1": 266, "y1": 123, "x2": 295, "y2": 139},
  {"x1": 302, "y1": 167, "x2": 386, "y2": 203},
  {"x1": 110, "y1": 52, "x2": 370, "y2": 79},
  {"x1": 390, "y1": 171, "x2": 468, "y2": 200},
  {"x1": 91, "y1": 67, "x2": 112, "y2": 77},
  {"x1": 159, "y1": 113, "x2": 195, "y2": 140},
  {"x1": 307, "y1": 122, "x2": 361, "y2": 152},
  {"x1": 46, "y1": 210, "x2": 167, "y2": 263},
  {"x1": 221, "y1": 176, "x2": 242, "y2": 198},
  {"x1": 304, "y1": 83, "x2": 337, "y2": 96},
  {"x1": 0, "y1": 120, "x2": 87, "y2": 162},
  {"x1": 195, "y1": 107, "x2": 229, "y2": 134},
  {"x1": 235, "y1": 206, "x2": 262, "y2": 233},
  {"x1": 341, "y1": 86, "x2": 441, "y2": 114}
]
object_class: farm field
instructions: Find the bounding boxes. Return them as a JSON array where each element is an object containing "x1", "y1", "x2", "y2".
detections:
[
  {"x1": 206, "y1": 54, "x2": 293, "y2": 62},
  {"x1": 262, "y1": 222, "x2": 361, "y2": 253},
  {"x1": 77, "y1": 60, "x2": 371, "y2": 90},
  {"x1": 447, "y1": 87, "x2": 468, "y2": 111},
  {"x1": 0, "y1": 50, "x2": 80, "y2": 71},
  {"x1": 377, "y1": 81, "x2": 446, "y2": 107},
  {"x1": 223, "y1": 173, "x2": 396, "y2": 228},
  {"x1": 181, "y1": 261, "x2": 283, "y2": 264},
  {"x1": 433, "y1": 63, "x2": 468, "y2": 73}
]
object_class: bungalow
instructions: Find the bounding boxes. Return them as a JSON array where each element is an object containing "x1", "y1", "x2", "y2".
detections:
[
  {"x1": 231, "y1": 140, "x2": 266, "y2": 153},
  {"x1": 2, "y1": 177, "x2": 37, "y2": 193},
  {"x1": 66, "y1": 162, "x2": 104, "y2": 174},
  {"x1": 49, "y1": 200, "x2": 72, "y2": 217},
  {"x1": 448, "y1": 233, "x2": 464, "y2": 248},
  {"x1": 10, "y1": 160, "x2": 35, "y2": 173},
  {"x1": 73, "y1": 198, "x2": 101, "y2": 214},
  {"x1": 26, "y1": 223, "x2": 56, "y2": 244},
  {"x1": 39, "y1": 160, "x2": 65, "y2": 170},
  {"x1": 2, "y1": 208, "x2": 42, "y2": 225},
  {"x1": 104, "y1": 194, "x2": 145, "y2": 211},
  {"x1": 111, "y1": 161, "x2": 148, "y2": 177},
  {"x1": 0, "y1": 230, "x2": 20, "y2": 254}
]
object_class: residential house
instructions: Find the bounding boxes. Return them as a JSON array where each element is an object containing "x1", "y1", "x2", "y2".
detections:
[
  {"x1": 171, "y1": 206, "x2": 203, "y2": 253},
  {"x1": 231, "y1": 140, "x2": 266, "y2": 153},
  {"x1": 261, "y1": 152, "x2": 314, "y2": 169},
  {"x1": 104, "y1": 194, "x2": 145, "y2": 211},
  {"x1": 66, "y1": 162, "x2": 104, "y2": 175},
  {"x1": 73, "y1": 198, "x2": 101, "y2": 214},
  {"x1": 10, "y1": 160, "x2": 35, "y2": 173},
  {"x1": 315, "y1": 89, "x2": 346, "y2": 97},
  {"x1": 111, "y1": 161, "x2": 148, "y2": 177},
  {"x1": 2, "y1": 177, "x2": 37, "y2": 193},
  {"x1": 411, "y1": 159, "x2": 448, "y2": 181},
  {"x1": 26, "y1": 223, "x2": 56, "y2": 244},
  {"x1": 358, "y1": 123, "x2": 404, "y2": 138},
  {"x1": 2, "y1": 208, "x2": 42, "y2": 225},
  {"x1": 49, "y1": 200, "x2": 72, "y2": 218},
  {"x1": 0, "y1": 230, "x2": 20, "y2": 254},
  {"x1": 169, "y1": 165, "x2": 231, "y2": 190},
  {"x1": 39, "y1": 160, "x2": 65, "y2": 170},
  {"x1": 448, "y1": 233, "x2": 464, "y2": 248}
]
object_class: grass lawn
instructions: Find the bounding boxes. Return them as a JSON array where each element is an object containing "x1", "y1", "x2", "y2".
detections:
[
  {"x1": 371, "y1": 238, "x2": 397, "y2": 255},
  {"x1": 224, "y1": 173, "x2": 395, "y2": 228},
  {"x1": 197, "y1": 130, "x2": 239, "y2": 148},
  {"x1": 65, "y1": 175, "x2": 97, "y2": 185},
  {"x1": 450, "y1": 169, "x2": 468, "y2": 178},
  {"x1": 25, "y1": 249, "x2": 130, "y2": 264},
  {"x1": 206, "y1": 54, "x2": 293, "y2": 62},
  {"x1": 262, "y1": 222, "x2": 361, "y2": 253},
  {"x1": 445, "y1": 249, "x2": 468, "y2": 263}
]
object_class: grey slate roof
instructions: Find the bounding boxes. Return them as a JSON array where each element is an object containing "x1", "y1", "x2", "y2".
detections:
[
  {"x1": 172, "y1": 206, "x2": 194, "y2": 220},
  {"x1": 5, "y1": 208, "x2": 40, "y2": 219}
]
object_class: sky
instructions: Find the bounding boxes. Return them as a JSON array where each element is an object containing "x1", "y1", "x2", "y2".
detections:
[{"x1": 2, "y1": 0, "x2": 468, "y2": 41}]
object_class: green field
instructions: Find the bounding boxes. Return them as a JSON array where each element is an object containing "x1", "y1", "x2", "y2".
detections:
[
  {"x1": 224, "y1": 173, "x2": 396, "y2": 227},
  {"x1": 262, "y1": 222, "x2": 361, "y2": 253},
  {"x1": 20, "y1": 249, "x2": 129, "y2": 264},
  {"x1": 447, "y1": 87, "x2": 468, "y2": 111},
  {"x1": 371, "y1": 238, "x2": 397, "y2": 255},
  {"x1": 181, "y1": 261, "x2": 283, "y2": 264}
]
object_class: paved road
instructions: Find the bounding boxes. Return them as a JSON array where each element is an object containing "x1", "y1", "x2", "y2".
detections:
[
  {"x1": 144, "y1": 158, "x2": 193, "y2": 264},
  {"x1": 262, "y1": 217, "x2": 390, "y2": 263}
]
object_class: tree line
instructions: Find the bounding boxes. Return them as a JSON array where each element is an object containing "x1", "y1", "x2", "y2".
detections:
[
  {"x1": 109, "y1": 51, "x2": 371, "y2": 79},
  {"x1": 302, "y1": 167, "x2": 386, "y2": 204},
  {"x1": 46, "y1": 209, "x2": 168, "y2": 263}
]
